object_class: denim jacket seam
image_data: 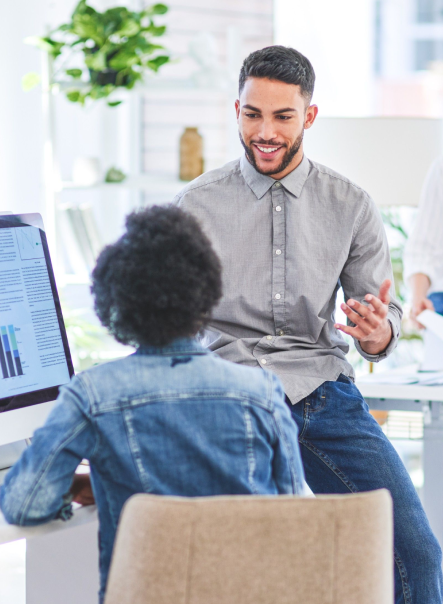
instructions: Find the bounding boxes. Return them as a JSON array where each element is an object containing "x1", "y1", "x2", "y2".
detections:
[
  {"x1": 17, "y1": 419, "x2": 90, "y2": 524},
  {"x1": 241, "y1": 401, "x2": 258, "y2": 494},
  {"x1": 93, "y1": 391, "x2": 273, "y2": 412},
  {"x1": 76, "y1": 372, "x2": 99, "y2": 413},
  {"x1": 122, "y1": 410, "x2": 151, "y2": 492},
  {"x1": 272, "y1": 412, "x2": 298, "y2": 494}
]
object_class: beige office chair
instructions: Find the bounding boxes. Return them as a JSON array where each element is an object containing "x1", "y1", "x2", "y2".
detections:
[{"x1": 105, "y1": 489, "x2": 393, "y2": 604}]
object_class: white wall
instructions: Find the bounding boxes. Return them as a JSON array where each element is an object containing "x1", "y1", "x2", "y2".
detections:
[
  {"x1": 0, "y1": 0, "x2": 49, "y2": 216},
  {"x1": 274, "y1": 0, "x2": 376, "y2": 117}
]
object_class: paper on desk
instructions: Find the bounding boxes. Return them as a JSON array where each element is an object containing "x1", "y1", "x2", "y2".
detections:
[
  {"x1": 358, "y1": 372, "x2": 443, "y2": 386},
  {"x1": 417, "y1": 310, "x2": 443, "y2": 371},
  {"x1": 417, "y1": 310, "x2": 443, "y2": 341},
  {"x1": 358, "y1": 374, "x2": 419, "y2": 385}
]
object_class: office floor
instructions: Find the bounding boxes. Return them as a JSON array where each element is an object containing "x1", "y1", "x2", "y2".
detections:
[{"x1": 0, "y1": 539, "x2": 25, "y2": 603}]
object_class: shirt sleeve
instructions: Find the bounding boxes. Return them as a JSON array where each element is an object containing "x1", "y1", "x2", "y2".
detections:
[
  {"x1": 403, "y1": 157, "x2": 443, "y2": 286},
  {"x1": 339, "y1": 194, "x2": 403, "y2": 363},
  {"x1": 0, "y1": 376, "x2": 96, "y2": 526},
  {"x1": 269, "y1": 375, "x2": 307, "y2": 495}
]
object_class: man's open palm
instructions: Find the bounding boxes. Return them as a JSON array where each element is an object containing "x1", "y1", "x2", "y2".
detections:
[{"x1": 335, "y1": 279, "x2": 392, "y2": 355}]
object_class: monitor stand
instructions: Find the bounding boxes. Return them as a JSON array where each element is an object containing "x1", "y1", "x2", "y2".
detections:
[{"x1": 0, "y1": 440, "x2": 28, "y2": 473}]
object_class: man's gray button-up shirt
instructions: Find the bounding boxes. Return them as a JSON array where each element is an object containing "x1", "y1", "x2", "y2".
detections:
[{"x1": 174, "y1": 154, "x2": 402, "y2": 404}]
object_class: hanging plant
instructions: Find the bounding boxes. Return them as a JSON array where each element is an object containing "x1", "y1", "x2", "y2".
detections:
[{"x1": 23, "y1": 0, "x2": 170, "y2": 107}]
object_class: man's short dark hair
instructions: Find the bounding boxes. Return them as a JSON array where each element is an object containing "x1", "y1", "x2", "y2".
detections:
[
  {"x1": 91, "y1": 205, "x2": 222, "y2": 348},
  {"x1": 239, "y1": 45, "x2": 315, "y2": 103}
]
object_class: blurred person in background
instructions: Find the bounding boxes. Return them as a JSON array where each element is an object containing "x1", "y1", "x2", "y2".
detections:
[{"x1": 404, "y1": 157, "x2": 443, "y2": 324}]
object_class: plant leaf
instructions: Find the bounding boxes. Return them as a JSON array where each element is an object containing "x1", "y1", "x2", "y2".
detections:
[
  {"x1": 24, "y1": 36, "x2": 64, "y2": 57},
  {"x1": 73, "y1": 0, "x2": 97, "y2": 17},
  {"x1": 66, "y1": 89, "x2": 81, "y2": 103},
  {"x1": 73, "y1": 14, "x2": 105, "y2": 45},
  {"x1": 145, "y1": 24, "x2": 167, "y2": 37},
  {"x1": 143, "y1": 3, "x2": 168, "y2": 16},
  {"x1": 146, "y1": 55, "x2": 169, "y2": 71},
  {"x1": 22, "y1": 72, "x2": 41, "y2": 92},
  {"x1": 109, "y1": 51, "x2": 140, "y2": 71},
  {"x1": 66, "y1": 68, "x2": 83, "y2": 79},
  {"x1": 107, "y1": 100, "x2": 123, "y2": 107},
  {"x1": 115, "y1": 18, "x2": 140, "y2": 37},
  {"x1": 84, "y1": 51, "x2": 107, "y2": 71}
]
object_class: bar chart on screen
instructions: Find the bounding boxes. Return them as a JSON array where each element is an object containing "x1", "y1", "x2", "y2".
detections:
[{"x1": 0, "y1": 326, "x2": 24, "y2": 379}]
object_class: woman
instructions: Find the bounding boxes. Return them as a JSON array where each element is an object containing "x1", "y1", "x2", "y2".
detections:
[{"x1": 0, "y1": 205, "x2": 305, "y2": 603}]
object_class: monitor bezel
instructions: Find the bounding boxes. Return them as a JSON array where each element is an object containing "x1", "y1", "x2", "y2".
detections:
[{"x1": 0, "y1": 213, "x2": 75, "y2": 412}]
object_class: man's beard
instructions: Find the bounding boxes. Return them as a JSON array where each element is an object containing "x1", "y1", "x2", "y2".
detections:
[{"x1": 239, "y1": 130, "x2": 304, "y2": 176}]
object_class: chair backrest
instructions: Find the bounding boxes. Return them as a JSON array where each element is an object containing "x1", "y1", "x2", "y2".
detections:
[{"x1": 104, "y1": 489, "x2": 393, "y2": 604}]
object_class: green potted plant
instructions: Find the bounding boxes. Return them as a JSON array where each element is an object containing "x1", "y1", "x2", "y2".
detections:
[{"x1": 23, "y1": 0, "x2": 170, "y2": 107}]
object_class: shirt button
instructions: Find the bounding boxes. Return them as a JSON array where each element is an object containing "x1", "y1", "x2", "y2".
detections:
[
  {"x1": 275, "y1": 206, "x2": 282, "y2": 212},
  {"x1": 266, "y1": 335, "x2": 273, "y2": 340},
  {"x1": 274, "y1": 182, "x2": 281, "y2": 188},
  {"x1": 278, "y1": 330, "x2": 285, "y2": 336},
  {"x1": 275, "y1": 293, "x2": 281, "y2": 299},
  {"x1": 261, "y1": 358, "x2": 267, "y2": 364},
  {"x1": 275, "y1": 249, "x2": 282, "y2": 255}
]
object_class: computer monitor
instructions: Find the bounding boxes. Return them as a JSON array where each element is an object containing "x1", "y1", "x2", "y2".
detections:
[{"x1": 0, "y1": 213, "x2": 74, "y2": 453}]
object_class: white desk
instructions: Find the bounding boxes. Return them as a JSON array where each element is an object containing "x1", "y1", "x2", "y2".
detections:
[
  {"x1": 357, "y1": 369, "x2": 443, "y2": 548},
  {"x1": 0, "y1": 504, "x2": 99, "y2": 604},
  {"x1": 2, "y1": 367, "x2": 442, "y2": 601}
]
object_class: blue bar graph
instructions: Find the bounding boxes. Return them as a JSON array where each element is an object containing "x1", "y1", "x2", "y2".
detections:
[
  {"x1": 1, "y1": 326, "x2": 15, "y2": 377},
  {"x1": 8, "y1": 325, "x2": 23, "y2": 376},
  {"x1": 0, "y1": 333, "x2": 8, "y2": 379}
]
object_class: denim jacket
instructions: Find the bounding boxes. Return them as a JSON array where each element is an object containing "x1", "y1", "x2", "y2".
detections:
[{"x1": 0, "y1": 338, "x2": 305, "y2": 600}]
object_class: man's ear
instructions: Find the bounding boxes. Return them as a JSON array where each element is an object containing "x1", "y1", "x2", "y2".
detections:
[
  {"x1": 304, "y1": 104, "x2": 318, "y2": 130},
  {"x1": 235, "y1": 99, "x2": 240, "y2": 121}
]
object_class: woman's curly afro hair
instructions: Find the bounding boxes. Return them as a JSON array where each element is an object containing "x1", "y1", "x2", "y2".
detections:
[{"x1": 91, "y1": 205, "x2": 222, "y2": 348}]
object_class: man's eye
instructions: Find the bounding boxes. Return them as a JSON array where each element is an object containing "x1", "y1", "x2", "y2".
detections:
[
  {"x1": 277, "y1": 115, "x2": 291, "y2": 120},
  {"x1": 245, "y1": 113, "x2": 259, "y2": 118}
]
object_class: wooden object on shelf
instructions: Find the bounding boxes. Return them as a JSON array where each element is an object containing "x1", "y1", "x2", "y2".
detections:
[{"x1": 179, "y1": 127, "x2": 203, "y2": 181}]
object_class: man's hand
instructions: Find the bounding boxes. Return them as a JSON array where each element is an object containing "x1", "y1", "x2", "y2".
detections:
[
  {"x1": 411, "y1": 297, "x2": 434, "y2": 329},
  {"x1": 334, "y1": 278, "x2": 393, "y2": 355},
  {"x1": 409, "y1": 273, "x2": 433, "y2": 329},
  {"x1": 70, "y1": 473, "x2": 95, "y2": 506}
]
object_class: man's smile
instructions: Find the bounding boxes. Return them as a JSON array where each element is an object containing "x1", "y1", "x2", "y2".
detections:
[{"x1": 252, "y1": 143, "x2": 285, "y2": 159}]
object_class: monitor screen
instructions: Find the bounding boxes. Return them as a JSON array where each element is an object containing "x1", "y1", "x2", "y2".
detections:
[{"x1": 0, "y1": 213, "x2": 74, "y2": 412}]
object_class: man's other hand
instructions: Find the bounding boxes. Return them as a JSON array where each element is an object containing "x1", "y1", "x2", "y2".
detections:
[
  {"x1": 334, "y1": 278, "x2": 393, "y2": 355},
  {"x1": 411, "y1": 297, "x2": 434, "y2": 329},
  {"x1": 70, "y1": 473, "x2": 95, "y2": 506}
]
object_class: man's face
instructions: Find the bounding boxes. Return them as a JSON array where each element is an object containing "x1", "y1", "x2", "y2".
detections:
[{"x1": 236, "y1": 77, "x2": 318, "y2": 179}]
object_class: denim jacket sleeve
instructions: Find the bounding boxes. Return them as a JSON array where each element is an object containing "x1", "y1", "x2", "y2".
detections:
[
  {"x1": 269, "y1": 374, "x2": 306, "y2": 495},
  {"x1": 0, "y1": 376, "x2": 97, "y2": 526}
]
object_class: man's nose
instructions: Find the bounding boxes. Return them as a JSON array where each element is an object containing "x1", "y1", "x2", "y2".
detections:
[{"x1": 257, "y1": 119, "x2": 278, "y2": 142}]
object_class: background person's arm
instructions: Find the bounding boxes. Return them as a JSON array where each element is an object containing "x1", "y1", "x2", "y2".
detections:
[
  {"x1": 409, "y1": 273, "x2": 434, "y2": 328},
  {"x1": 0, "y1": 376, "x2": 96, "y2": 525},
  {"x1": 404, "y1": 158, "x2": 443, "y2": 326}
]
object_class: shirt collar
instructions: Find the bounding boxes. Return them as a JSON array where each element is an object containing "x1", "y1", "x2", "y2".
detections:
[
  {"x1": 137, "y1": 337, "x2": 208, "y2": 356},
  {"x1": 240, "y1": 153, "x2": 311, "y2": 200}
]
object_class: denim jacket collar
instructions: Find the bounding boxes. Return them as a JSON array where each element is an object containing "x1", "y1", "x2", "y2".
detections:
[{"x1": 137, "y1": 337, "x2": 208, "y2": 356}]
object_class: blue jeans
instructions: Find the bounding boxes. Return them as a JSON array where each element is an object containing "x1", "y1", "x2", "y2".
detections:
[
  {"x1": 286, "y1": 374, "x2": 443, "y2": 604},
  {"x1": 429, "y1": 292, "x2": 443, "y2": 316}
]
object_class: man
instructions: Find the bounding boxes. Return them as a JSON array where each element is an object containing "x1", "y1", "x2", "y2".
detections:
[
  {"x1": 0, "y1": 206, "x2": 305, "y2": 603},
  {"x1": 175, "y1": 46, "x2": 442, "y2": 603}
]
